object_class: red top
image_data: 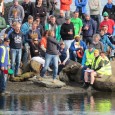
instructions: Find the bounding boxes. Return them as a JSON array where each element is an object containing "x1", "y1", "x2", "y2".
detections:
[
  {"x1": 39, "y1": 37, "x2": 47, "y2": 48},
  {"x1": 100, "y1": 19, "x2": 115, "y2": 34},
  {"x1": 60, "y1": 0, "x2": 72, "y2": 11}
]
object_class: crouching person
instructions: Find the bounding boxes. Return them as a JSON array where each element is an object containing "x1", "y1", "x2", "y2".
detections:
[
  {"x1": 83, "y1": 50, "x2": 103, "y2": 90},
  {"x1": 58, "y1": 42, "x2": 70, "y2": 75},
  {"x1": 0, "y1": 38, "x2": 10, "y2": 94}
]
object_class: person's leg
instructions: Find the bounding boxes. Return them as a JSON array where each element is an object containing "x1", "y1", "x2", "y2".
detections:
[
  {"x1": 0, "y1": 70, "x2": 7, "y2": 93},
  {"x1": 73, "y1": 51, "x2": 77, "y2": 62},
  {"x1": 52, "y1": 55, "x2": 58, "y2": 80},
  {"x1": 10, "y1": 49, "x2": 16, "y2": 76},
  {"x1": 22, "y1": 43, "x2": 30, "y2": 65},
  {"x1": 40, "y1": 53, "x2": 52, "y2": 77},
  {"x1": 90, "y1": 72, "x2": 96, "y2": 85},
  {"x1": 15, "y1": 49, "x2": 22, "y2": 76},
  {"x1": 83, "y1": 71, "x2": 90, "y2": 88},
  {"x1": 81, "y1": 66, "x2": 88, "y2": 81}
]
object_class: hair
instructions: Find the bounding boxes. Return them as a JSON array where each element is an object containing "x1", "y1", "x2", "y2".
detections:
[
  {"x1": 43, "y1": 30, "x2": 48, "y2": 37},
  {"x1": 93, "y1": 34, "x2": 100, "y2": 40},
  {"x1": 15, "y1": 22, "x2": 21, "y2": 27},
  {"x1": 32, "y1": 21, "x2": 38, "y2": 26},
  {"x1": 50, "y1": 15, "x2": 55, "y2": 19},
  {"x1": 47, "y1": 30, "x2": 54, "y2": 37}
]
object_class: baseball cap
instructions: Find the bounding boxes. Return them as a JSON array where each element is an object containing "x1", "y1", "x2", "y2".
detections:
[
  {"x1": 103, "y1": 12, "x2": 109, "y2": 17},
  {"x1": 88, "y1": 44, "x2": 94, "y2": 49}
]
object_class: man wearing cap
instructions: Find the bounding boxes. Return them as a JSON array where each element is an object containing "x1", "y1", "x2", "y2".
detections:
[
  {"x1": 60, "y1": 16, "x2": 75, "y2": 49},
  {"x1": 70, "y1": 35, "x2": 87, "y2": 62},
  {"x1": 0, "y1": 38, "x2": 10, "y2": 94},
  {"x1": 82, "y1": 14, "x2": 97, "y2": 45},
  {"x1": 81, "y1": 44, "x2": 95, "y2": 81},
  {"x1": 8, "y1": 0, "x2": 24, "y2": 22},
  {"x1": 71, "y1": 11, "x2": 83, "y2": 35},
  {"x1": 100, "y1": 12, "x2": 115, "y2": 36},
  {"x1": 102, "y1": 0, "x2": 115, "y2": 21}
]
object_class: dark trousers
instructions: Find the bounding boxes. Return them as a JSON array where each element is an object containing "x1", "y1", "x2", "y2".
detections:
[{"x1": 90, "y1": 15, "x2": 100, "y2": 33}]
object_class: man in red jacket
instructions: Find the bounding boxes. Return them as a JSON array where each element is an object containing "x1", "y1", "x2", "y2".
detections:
[{"x1": 60, "y1": 0, "x2": 72, "y2": 17}]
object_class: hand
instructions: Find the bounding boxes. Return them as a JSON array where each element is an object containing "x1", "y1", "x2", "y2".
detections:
[
  {"x1": 59, "y1": 62, "x2": 61, "y2": 65},
  {"x1": 68, "y1": 31, "x2": 73, "y2": 34},
  {"x1": 62, "y1": 61, "x2": 65, "y2": 65},
  {"x1": 84, "y1": 26, "x2": 89, "y2": 30},
  {"x1": 87, "y1": 68, "x2": 90, "y2": 70},
  {"x1": 1, "y1": 67, "x2": 4, "y2": 71}
]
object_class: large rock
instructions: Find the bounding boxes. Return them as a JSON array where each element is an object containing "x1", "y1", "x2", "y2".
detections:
[
  {"x1": 59, "y1": 60, "x2": 81, "y2": 83},
  {"x1": 33, "y1": 78, "x2": 66, "y2": 88},
  {"x1": 59, "y1": 60, "x2": 115, "y2": 92}
]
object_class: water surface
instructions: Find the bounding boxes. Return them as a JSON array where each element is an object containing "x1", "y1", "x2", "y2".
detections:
[{"x1": 0, "y1": 92, "x2": 115, "y2": 114}]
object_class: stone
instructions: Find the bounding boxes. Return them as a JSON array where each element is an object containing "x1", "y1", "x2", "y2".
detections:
[
  {"x1": 59, "y1": 60, "x2": 115, "y2": 92},
  {"x1": 33, "y1": 78, "x2": 66, "y2": 88}
]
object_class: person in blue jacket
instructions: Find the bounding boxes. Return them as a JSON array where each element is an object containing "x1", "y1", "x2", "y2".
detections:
[
  {"x1": 70, "y1": 35, "x2": 87, "y2": 63},
  {"x1": 100, "y1": 29, "x2": 115, "y2": 58},
  {"x1": 75, "y1": 0, "x2": 88, "y2": 18},
  {"x1": 0, "y1": 38, "x2": 10, "y2": 94}
]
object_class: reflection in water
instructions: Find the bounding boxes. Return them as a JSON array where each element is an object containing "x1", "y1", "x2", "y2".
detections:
[{"x1": 0, "y1": 92, "x2": 115, "y2": 114}]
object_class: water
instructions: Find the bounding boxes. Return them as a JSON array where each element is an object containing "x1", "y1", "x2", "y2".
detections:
[{"x1": 0, "y1": 92, "x2": 115, "y2": 114}]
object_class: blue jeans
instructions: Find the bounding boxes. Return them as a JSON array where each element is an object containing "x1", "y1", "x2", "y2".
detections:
[
  {"x1": 0, "y1": 70, "x2": 7, "y2": 92},
  {"x1": 11, "y1": 48, "x2": 22, "y2": 76},
  {"x1": 41, "y1": 53, "x2": 58, "y2": 79}
]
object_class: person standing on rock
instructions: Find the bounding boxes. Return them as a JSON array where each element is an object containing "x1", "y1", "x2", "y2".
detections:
[
  {"x1": 39, "y1": 30, "x2": 59, "y2": 83},
  {"x1": 0, "y1": 38, "x2": 10, "y2": 95},
  {"x1": 9, "y1": 22, "x2": 24, "y2": 77}
]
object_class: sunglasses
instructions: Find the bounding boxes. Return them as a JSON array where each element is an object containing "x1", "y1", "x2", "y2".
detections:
[
  {"x1": 6, "y1": 41, "x2": 10, "y2": 42},
  {"x1": 34, "y1": 40, "x2": 38, "y2": 41}
]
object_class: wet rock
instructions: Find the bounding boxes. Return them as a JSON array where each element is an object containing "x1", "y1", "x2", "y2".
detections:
[
  {"x1": 11, "y1": 72, "x2": 36, "y2": 82},
  {"x1": 33, "y1": 78, "x2": 66, "y2": 88},
  {"x1": 59, "y1": 60, "x2": 81, "y2": 83}
]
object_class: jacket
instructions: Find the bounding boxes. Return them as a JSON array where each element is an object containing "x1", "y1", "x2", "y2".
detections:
[
  {"x1": 81, "y1": 49, "x2": 95, "y2": 66},
  {"x1": 60, "y1": 22, "x2": 75, "y2": 40},
  {"x1": 0, "y1": 45, "x2": 10, "y2": 68},
  {"x1": 0, "y1": 16, "x2": 6, "y2": 32},
  {"x1": 82, "y1": 18, "x2": 96, "y2": 37},
  {"x1": 75, "y1": 0, "x2": 88, "y2": 14},
  {"x1": 21, "y1": 1, "x2": 34, "y2": 22},
  {"x1": 45, "y1": 23, "x2": 61, "y2": 42},
  {"x1": 21, "y1": 22, "x2": 31, "y2": 35},
  {"x1": 46, "y1": 36, "x2": 59, "y2": 55},
  {"x1": 100, "y1": 34, "x2": 115, "y2": 52},
  {"x1": 8, "y1": 5, "x2": 24, "y2": 20},
  {"x1": 102, "y1": 3, "x2": 115, "y2": 21},
  {"x1": 70, "y1": 40, "x2": 87, "y2": 52},
  {"x1": 60, "y1": 0, "x2": 72, "y2": 11}
]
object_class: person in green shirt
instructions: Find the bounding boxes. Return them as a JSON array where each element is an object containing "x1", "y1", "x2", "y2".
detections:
[
  {"x1": 0, "y1": 16, "x2": 6, "y2": 32},
  {"x1": 71, "y1": 11, "x2": 83, "y2": 35}
]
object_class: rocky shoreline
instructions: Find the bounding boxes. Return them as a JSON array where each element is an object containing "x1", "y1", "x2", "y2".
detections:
[{"x1": 6, "y1": 81, "x2": 98, "y2": 94}]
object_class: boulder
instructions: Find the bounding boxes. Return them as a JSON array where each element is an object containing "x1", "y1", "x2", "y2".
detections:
[
  {"x1": 33, "y1": 78, "x2": 66, "y2": 88},
  {"x1": 59, "y1": 60, "x2": 115, "y2": 91}
]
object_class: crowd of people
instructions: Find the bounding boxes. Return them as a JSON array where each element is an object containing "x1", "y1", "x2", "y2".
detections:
[{"x1": 0, "y1": 0, "x2": 115, "y2": 94}]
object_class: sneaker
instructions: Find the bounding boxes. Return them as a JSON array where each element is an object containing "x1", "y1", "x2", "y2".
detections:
[
  {"x1": 81, "y1": 83, "x2": 89, "y2": 89},
  {"x1": 87, "y1": 86, "x2": 94, "y2": 91},
  {"x1": 47, "y1": 67, "x2": 52, "y2": 72},
  {"x1": 52, "y1": 79, "x2": 57, "y2": 84}
]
